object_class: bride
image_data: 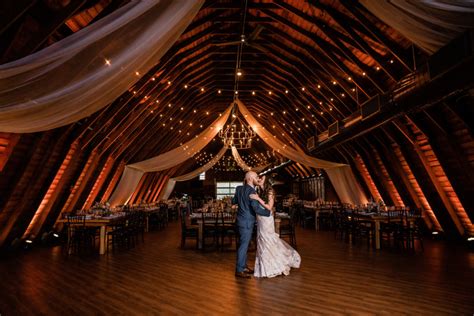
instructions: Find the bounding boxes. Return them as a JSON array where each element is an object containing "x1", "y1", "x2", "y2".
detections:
[{"x1": 250, "y1": 175, "x2": 301, "y2": 278}]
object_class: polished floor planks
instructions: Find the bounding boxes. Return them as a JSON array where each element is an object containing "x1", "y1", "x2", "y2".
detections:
[{"x1": 0, "y1": 223, "x2": 473, "y2": 315}]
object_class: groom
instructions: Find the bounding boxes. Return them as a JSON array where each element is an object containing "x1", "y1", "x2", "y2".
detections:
[{"x1": 232, "y1": 171, "x2": 271, "y2": 278}]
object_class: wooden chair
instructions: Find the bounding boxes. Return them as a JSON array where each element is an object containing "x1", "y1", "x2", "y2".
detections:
[
  {"x1": 219, "y1": 212, "x2": 237, "y2": 251},
  {"x1": 279, "y1": 209, "x2": 297, "y2": 248},
  {"x1": 180, "y1": 210, "x2": 198, "y2": 249},
  {"x1": 201, "y1": 212, "x2": 220, "y2": 250},
  {"x1": 65, "y1": 214, "x2": 97, "y2": 255}
]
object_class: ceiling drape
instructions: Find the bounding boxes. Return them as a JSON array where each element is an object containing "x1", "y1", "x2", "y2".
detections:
[
  {"x1": 0, "y1": 0, "x2": 204, "y2": 132},
  {"x1": 231, "y1": 146, "x2": 268, "y2": 173},
  {"x1": 235, "y1": 99, "x2": 344, "y2": 169},
  {"x1": 235, "y1": 99, "x2": 368, "y2": 205},
  {"x1": 109, "y1": 104, "x2": 232, "y2": 206},
  {"x1": 360, "y1": 0, "x2": 474, "y2": 54},
  {"x1": 160, "y1": 146, "x2": 229, "y2": 200}
]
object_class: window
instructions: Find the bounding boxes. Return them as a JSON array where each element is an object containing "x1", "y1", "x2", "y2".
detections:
[
  {"x1": 199, "y1": 172, "x2": 205, "y2": 180},
  {"x1": 216, "y1": 181, "x2": 242, "y2": 199}
]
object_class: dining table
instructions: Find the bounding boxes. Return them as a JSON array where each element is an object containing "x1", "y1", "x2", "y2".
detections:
[
  {"x1": 303, "y1": 204, "x2": 335, "y2": 231},
  {"x1": 191, "y1": 212, "x2": 289, "y2": 250},
  {"x1": 352, "y1": 211, "x2": 417, "y2": 250},
  {"x1": 57, "y1": 213, "x2": 126, "y2": 255}
]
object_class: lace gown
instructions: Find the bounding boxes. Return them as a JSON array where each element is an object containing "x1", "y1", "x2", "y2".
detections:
[{"x1": 254, "y1": 213, "x2": 301, "y2": 278}]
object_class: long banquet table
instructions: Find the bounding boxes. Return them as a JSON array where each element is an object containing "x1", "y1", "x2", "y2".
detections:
[
  {"x1": 351, "y1": 211, "x2": 417, "y2": 250},
  {"x1": 191, "y1": 212, "x2": 289, "y2": 250},
  {"x1": 57, "y1": 214, "x2": 126, "y2": 255},
  {"x1": 303, "y1": 204, "x2": 334, "y2": 231}
]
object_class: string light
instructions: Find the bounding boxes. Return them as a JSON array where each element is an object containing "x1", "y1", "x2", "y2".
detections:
[
  {"x1": 184, "y1": 84, "x2": 188, "y2": 88},
  {"x1": 135, "y1": 71, "x2": 140, "y2": 76},
  {"x1": 268, "y1": 91, "x2": 272, "y2": 95},
  {"x1": 167, "y1": 81, "x2": 172, "y2": 85},
  {"x1": 252, "y1": 91, "x2": 255, "y2": 95},
  {"x1": 105, "y1": 59, "x2": 111, "y2": 66},
  {"x1": 218, "y1": 90, "x2": 222, "y2": 94}
]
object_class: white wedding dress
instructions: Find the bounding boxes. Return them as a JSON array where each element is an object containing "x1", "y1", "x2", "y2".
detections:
[{"x1": 254, "y1": 213, "x2": 301, "y2": 278}]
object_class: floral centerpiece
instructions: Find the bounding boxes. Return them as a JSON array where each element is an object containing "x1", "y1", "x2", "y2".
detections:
[{"x1": 91, "y1": 201, "x2": 112, "y2": 216}]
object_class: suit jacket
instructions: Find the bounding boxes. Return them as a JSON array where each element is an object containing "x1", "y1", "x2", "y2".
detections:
[{"x1": 232, "y1": 184, "x2": 271, "y2": 228}]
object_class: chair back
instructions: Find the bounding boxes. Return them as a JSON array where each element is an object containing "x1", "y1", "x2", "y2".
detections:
[{"x1": 67, "y1": 214, "x2": 86, "y2": 227}]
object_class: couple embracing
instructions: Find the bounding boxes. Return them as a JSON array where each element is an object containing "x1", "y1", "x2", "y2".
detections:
[{"x1": 232, "y1": 171, "x2": 301, "y2": 278}]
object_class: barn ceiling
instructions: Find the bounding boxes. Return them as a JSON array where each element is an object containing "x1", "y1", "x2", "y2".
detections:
[
  {"x1": 1, "y1": 0, "x2": 473, "y2": 245},
  {"x1": 0, "y1": 0, "x2": 421, "y2": 175}
]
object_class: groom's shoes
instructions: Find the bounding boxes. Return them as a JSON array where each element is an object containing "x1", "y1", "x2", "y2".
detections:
[
  {"x1": 243, "y1": 266, "x2": 254, "y2": 274},
  {"x1": 235, "y1": 271, "x2": 252, "y2": 279}
]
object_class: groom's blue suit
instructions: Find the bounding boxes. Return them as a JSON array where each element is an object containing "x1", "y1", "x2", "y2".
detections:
[{"x1": 232, "y1": 184, "x2": 271, "y2": 273}]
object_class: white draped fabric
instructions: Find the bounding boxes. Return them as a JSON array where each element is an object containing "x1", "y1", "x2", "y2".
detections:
[
  {"x1": 109, "y1": 105, "x2": 232, "y2": 206},
  {"x1": 0, "y1": 0, "x2": 204, "y2": 132},
  {"x1": 235, "y1": 100, "x2": 344, "y2": 169},
  {"x1": 231, "y1": 146, "x2": 268, "y2": 173},
  {"x1": 360, "y1": 0, "x2": 474, "y2": 54},
  {"x1": 108, "y1": 166, "x2": 145, "y2": 206},
  {"x1": 235, "y1": 99, "x2": 368, "y2": 205},
  {"x1": 325, "y1": 166, "x2": 368, "y2": 206},
  {"x1": 128, "y1": 105, "x2": 232, "y2": 172},
  {"x1": 160, "y1": 146, "x2": 229, "y2": 200}
]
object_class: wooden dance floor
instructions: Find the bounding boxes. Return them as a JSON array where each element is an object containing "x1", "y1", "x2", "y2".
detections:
[{"x1": 0, "y1": 223, "x2": 473, "y2": 315}]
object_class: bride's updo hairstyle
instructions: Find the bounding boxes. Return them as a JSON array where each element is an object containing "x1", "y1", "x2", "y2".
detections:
[{"x1": 260, "y1": 175, "x2": 275, "y2": 202}]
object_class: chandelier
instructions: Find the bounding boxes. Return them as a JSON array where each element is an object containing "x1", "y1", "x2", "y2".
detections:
[{"x1": 219, "y1": 111, "x2": 256, "y2": 149}]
